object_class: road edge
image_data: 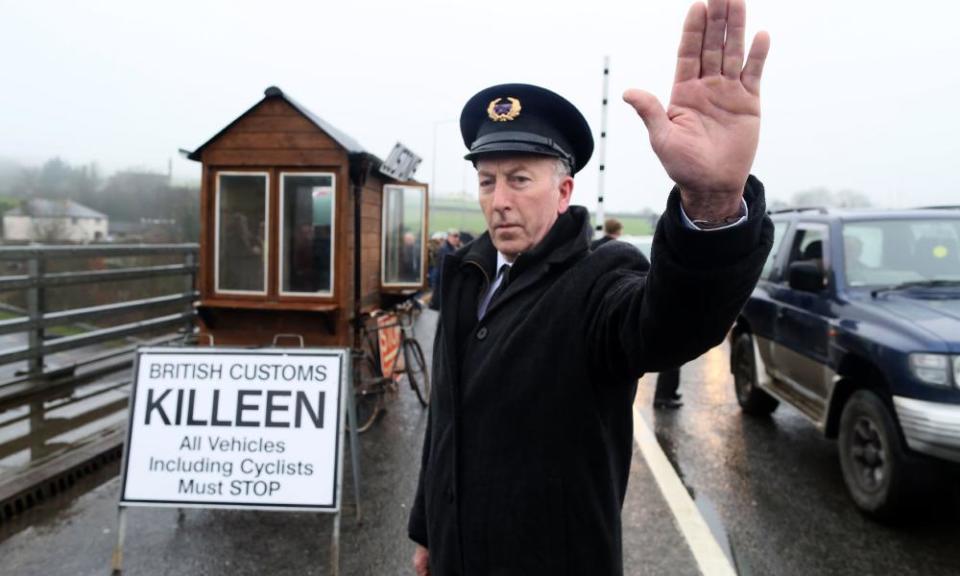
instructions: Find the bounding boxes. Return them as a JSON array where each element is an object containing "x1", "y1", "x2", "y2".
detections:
[{"x1": 632, "y1": 406, "x2": 737, "y2": 576}]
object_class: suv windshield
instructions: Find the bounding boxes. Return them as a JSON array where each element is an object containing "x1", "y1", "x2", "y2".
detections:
[{"x1": 843, "y1": 218, "x2": 960, "y2": 287}]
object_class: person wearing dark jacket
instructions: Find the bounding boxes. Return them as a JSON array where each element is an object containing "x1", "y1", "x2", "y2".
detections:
[
  {"x1": 590, "y1": 218, "x2": 624, "y2": 250},
  {"x1": 410, "y1": 1, "x2": 771, "y2": 574},
  {"x1": 428, "y1": 230, "x2": 461, "y2": 310}
]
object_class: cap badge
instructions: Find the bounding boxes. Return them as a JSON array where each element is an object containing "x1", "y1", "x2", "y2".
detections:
[{"x1": 487, "y1": 97, "x2": 521, "y2": 122}]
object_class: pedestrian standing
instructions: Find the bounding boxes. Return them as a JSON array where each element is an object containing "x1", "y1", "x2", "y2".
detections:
[
  {"x1": 654, "y1": 366, "x2": 684, "y2": 409},
  {"x1": 591, "y1": 217, "x2": 624, "y2": 250},
  {"x1": 428, "y1": 229, "x2": 461, "y2": 310}
]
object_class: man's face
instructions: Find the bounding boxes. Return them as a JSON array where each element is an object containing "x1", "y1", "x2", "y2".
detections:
[{"x1": 476, "y1": 156, "x2": 574, "y2": 261}]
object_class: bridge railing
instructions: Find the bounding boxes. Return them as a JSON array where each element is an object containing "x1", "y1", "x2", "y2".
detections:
[
  {"x1": 0, "y1": 243, "x2": 200, "y2": 521},
  {"x1": 0, "y1": 243, "x2": 198, "y2": 410}
]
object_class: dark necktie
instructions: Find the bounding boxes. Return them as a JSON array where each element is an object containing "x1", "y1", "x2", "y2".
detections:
[{"x1": 489, "y1": 264, "x2": 511, "y2": 307}]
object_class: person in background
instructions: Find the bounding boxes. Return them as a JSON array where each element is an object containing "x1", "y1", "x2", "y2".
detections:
[
  {"x1": 591, "y1": 217, "x2": 624, "y2": 250},
  {"x1": 398, "y1": 230, "x2": 422, "y2": 283},
  {"x1": 428, "y1": 229, "x2": 462, "y2": 310},
  {"x1": 654, "y1": 366, "x2": 684, "y2": 409}
]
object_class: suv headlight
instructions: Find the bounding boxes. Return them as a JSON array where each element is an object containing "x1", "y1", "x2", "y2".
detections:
[{"x1": 909, "y1": 354, "x2": 951, "y2": 387}]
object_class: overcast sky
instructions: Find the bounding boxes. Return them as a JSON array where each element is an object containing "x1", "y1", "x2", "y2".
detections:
[{"x1": 2, "y1": 0, "x2": 958, "y2": 212}]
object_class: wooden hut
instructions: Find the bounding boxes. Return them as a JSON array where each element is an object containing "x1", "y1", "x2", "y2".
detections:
[{"x1": 187, "y1": 86, "x2": 428, "y2": 348}]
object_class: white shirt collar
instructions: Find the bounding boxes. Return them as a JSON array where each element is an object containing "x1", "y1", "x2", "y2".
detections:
[{"x1": 496, "y1": 252, "x2": 513, "y2": 275}]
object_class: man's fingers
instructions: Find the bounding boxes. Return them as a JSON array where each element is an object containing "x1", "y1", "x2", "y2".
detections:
[
  {"x1": 412, "y1": 545, "x2": 430, "y2": 576},
  {"x1": 741, "y1": 31, "x2": 770, "y2": 95},
  {"x1": 722, "y1": 0, "x2": 746, "y2": 78},
  {"x1": 700, "y1": 0, "x2": 728, "y2": 77},
  {"x1": 623, "y1": 89, "x2": 670, "y2": 138},
  {"x1": 675, "y1": 2, "x2": 706, "y2": 83}
]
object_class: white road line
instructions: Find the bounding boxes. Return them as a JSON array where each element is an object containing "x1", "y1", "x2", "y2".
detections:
[{"x1": 632, "y1": 407, "x2": 737, "y2": 576}]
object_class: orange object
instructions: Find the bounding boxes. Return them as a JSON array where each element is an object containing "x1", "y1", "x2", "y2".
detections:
[{"x1": 377, "y1": 313, "x2": 402, "y2": 378}]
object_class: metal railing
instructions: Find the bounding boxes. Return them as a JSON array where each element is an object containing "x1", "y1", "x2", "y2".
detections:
[
  {"x1": 0, "y1": 243, "x2": 200, "y2": 521},
  {"x1": 0, "y1": 243, "x2": 198, "y2": 381}
]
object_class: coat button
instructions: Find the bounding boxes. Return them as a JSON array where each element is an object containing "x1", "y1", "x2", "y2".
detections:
[{"x1": 476, "y1": 326, "x2": 488, "y2": 340}]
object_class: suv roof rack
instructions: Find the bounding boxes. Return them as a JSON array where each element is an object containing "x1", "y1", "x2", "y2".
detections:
[{"x1": 768, "y1": 206, "x2": 830, "y2": 215}]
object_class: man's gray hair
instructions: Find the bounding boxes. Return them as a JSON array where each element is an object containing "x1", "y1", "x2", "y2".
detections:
[{"x1": 553, "y1": 158, "x2": 572, "y2": 182}]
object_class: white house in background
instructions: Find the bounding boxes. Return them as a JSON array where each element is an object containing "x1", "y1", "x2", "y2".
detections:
[{"x1": 3, "y1": 198, "x2": 108, "y2": 242}]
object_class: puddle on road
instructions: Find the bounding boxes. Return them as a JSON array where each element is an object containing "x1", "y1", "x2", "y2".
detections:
[{"x1": 0, "y1": 380, "x2": 129, "y2": 471}]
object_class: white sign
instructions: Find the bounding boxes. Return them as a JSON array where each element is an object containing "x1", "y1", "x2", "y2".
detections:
[
  {"x1": 120, "y1": 348, "x2": 346, "y2": 511},
  {"x1": 379, "y1": 141, "x2": 422, "y2": 181}
]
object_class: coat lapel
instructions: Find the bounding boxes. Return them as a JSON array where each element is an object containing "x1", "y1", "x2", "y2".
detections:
[{"x1": 482, "y1": 207, "x2": 592, "y2": 319}]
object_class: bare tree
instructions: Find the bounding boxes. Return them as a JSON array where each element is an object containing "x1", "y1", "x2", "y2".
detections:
[{"x1": 32, "y1": 217, "x2": 70, "y2": 243}]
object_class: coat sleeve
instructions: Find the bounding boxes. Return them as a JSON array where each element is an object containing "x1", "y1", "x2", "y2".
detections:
[
  {"x1": 586, "y1": 175, "x2": 774, "y2": 379},
  {"x1": 408, "y1": 392, "x2": 431, "y2": 547}
]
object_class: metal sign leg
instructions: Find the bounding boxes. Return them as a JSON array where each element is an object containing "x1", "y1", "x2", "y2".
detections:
[
  {"x1": 110, "y1": 506, "x2": 128, "y2": 576},
  {"x1": 345, "y1": 380, "x2": 362, "y2": 524},
  {"x1": 331, "y1": 510, "x2": 341, "y2": 576}
]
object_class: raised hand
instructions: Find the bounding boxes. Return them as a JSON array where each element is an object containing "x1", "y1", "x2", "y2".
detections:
[{"x1": 623, "y1": 0, "x2": 770, "y2": 221}]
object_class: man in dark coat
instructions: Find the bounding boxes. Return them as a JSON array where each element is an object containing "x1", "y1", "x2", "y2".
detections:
[{"x1": 410, "y1": 1, "x2": 771, "y2": 574}]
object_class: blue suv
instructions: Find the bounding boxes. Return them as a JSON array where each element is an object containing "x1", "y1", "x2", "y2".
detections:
[{"x1": 730, "y1": 207, "x2": 960, "y2": 517}]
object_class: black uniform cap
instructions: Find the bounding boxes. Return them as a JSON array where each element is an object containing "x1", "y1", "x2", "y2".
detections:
[{"x1": 460, "y1": 83, "x2": 594, "y2": 175}]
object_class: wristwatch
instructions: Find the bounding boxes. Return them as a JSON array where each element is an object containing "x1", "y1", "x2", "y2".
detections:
[{"x1": 691, "y1": 213, "x2": 744, "y2": 230}]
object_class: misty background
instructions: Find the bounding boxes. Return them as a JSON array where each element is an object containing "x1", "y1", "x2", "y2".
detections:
[{"x1": 1, "y1": 0, "x2": 958, "y2": 239}]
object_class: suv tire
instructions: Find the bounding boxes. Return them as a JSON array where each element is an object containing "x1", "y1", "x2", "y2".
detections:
[
  {"x1": 838, "y1": 389, "x2": 911, "y2": 519},
  {"x1": 732, "y1": 332, "x2": 779, "y2": 416}
]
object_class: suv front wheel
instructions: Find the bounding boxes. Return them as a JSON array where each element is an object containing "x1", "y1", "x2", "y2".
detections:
[
  {"x1": 731, "y1": 332, "x2": 779, "y2": 416},
  {"x1": 838, "y1": 389, "x2": 911, "y2": 518}
]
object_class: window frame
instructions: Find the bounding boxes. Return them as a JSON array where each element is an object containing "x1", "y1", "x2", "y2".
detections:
[
  {"x1": 213, "y1": 170, "x2": 270, "y2": 297},
  {"x1": 782, "y1": 221, "x2": 832, "y2": 288},
  {"x1": 278, "y1": 171, "x2": 337, "y2": 299},
  {"x1": 380, "y1": 183, "x2": 427, "y2": 290},
  {"x1": 762, "y1": 219, "x2": 792, "y2": 282}
]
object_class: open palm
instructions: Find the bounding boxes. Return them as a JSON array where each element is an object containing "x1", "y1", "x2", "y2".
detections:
[{"x1": 624, "y1": 0, "x2": 770, "y2": 220}]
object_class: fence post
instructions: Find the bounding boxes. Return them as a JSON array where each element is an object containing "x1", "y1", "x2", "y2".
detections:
[
  {"x1": 26, "y1": 253, "x2": 47, "y2": 460},
  {"x1": 26, "y1": 253, "x2": 45, "y2": 375},
  {"x1": 184, "y1": 250, "x2": 197, "y2": 336}
]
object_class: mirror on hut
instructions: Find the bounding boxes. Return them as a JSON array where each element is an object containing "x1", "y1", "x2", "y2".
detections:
[{"x1": 382, "y1": 184, "x2": 426, "y2": 288}]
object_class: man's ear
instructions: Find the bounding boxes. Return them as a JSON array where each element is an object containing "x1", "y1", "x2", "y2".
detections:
[{"x1": 557, "y1": 176, "x2": 574, "y2": 214}]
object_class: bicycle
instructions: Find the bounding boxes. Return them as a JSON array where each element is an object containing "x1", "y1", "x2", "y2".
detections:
[{"x1": 352, "y1": 298, "x2": 430, "y2": 433}]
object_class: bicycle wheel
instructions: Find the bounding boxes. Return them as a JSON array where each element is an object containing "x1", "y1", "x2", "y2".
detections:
[
  {"x1": 353, "y1": 354, "x2": 384, "y2": 433},
  {"x1": 403, "y1": 339, "x2": 430, "y2": 407}
]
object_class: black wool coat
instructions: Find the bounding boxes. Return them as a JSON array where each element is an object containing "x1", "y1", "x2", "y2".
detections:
[{"x1": 409, "y1": 177, "x2": 774, "y2": 575}]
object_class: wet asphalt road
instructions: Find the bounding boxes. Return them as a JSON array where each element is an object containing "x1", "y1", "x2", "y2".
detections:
[
  {"x1": 634, "y1": 342, "x2": 960, "y2": 576},
  {"x1": 7, "y1": 308, "x2": 960, "y2": 574},
  {"x1": 0, "y1": 310, "x2": 700, "y2": 575}
]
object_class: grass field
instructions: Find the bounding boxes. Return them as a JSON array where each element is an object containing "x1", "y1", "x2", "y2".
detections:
[{"x1": 429, "y1": 199, "x2": 655, "y2": 237}]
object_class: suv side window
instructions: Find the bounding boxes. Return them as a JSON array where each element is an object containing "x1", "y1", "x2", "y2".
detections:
[
  {"x1": 784, "y1": 224, "x2": 829, "y2": 279},
  {"x1": 761, "y1": 221, "x2": 789, "y2": 280}
]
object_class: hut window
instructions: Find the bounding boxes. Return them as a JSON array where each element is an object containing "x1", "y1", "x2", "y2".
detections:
[
  {"x1": 215, "y1": 172, "x2": 268, "y2": 295},
  {"x1": 280, "y1": 172, "x2": 336, "y2": 296},
  {"x1": 382, "y1": 184, "x2": 426, "y2": 287}
]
